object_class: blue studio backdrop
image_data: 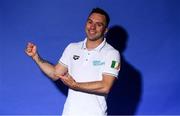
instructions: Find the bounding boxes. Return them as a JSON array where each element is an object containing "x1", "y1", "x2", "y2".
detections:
[{"x1": 0, "y1": 0, "x2": 180, "y2": 115}]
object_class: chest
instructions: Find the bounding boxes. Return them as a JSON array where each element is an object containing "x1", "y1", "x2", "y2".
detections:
[{"x1": 68, "y1": 50, "x2": 106, "y2": 81}]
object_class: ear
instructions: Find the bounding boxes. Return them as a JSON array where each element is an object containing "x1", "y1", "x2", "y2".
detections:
[{"x1": 104, "y1": 28, "x2": 109, "y2": 35}]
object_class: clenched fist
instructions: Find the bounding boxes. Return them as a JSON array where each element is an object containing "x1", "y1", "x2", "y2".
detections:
[{"x1": 25, "y1": 42, "x2": 38, "y2": 58}]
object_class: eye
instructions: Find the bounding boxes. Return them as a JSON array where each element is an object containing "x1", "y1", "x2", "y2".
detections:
[
  {"x1": 96, "y1": 23, "x2": 103, "y2": 27},
  {"x1": 87, "y1": 20, "x2": 92, "y2": 24}
]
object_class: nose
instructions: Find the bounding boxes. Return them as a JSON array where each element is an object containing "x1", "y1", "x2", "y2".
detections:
[{"x1": 90, "y1": 23, "x2": 96, "y2": 30}]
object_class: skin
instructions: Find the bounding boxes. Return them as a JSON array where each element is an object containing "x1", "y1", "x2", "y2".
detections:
[{"x1": 25, "y1": 12, "x2": 116, "y2": 95}]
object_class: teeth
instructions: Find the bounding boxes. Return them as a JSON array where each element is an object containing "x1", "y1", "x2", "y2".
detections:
[{"x1": 89, "y1": 30, "x2": 95, "y2": 34}]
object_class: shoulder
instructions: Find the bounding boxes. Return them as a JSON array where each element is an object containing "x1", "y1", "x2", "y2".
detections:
[
  {"x1": 65, "y1": 40, "x2": 83, "y2": 50},
  {"x1": 103, "y1": 42, "x2": 120, "y2": 57}
]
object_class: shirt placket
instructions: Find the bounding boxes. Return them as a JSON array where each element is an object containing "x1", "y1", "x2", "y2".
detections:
[{"x1": 83, "y1": 50, "x2": 92, "y2": 66}]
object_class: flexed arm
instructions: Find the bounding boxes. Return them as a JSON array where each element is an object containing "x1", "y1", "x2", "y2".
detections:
[
  {"x1": 25, "y1": 42, "x2": 68, "y2": 81},
  {"x1": 57, "y1": 74, "x2": 116, "y2": 95}
]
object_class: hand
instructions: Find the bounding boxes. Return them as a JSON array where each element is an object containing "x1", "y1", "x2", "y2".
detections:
[
  {"x1": 56, "y1": 73, "x2": 78, "y2": 90},
  {"x1": 25, "y1": 42, "x2": 38, "y2": 58}
]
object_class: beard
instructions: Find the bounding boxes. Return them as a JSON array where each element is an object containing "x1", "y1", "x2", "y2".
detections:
[{"x1": 86, "y1": 31, "x2": 104, "y2": 41}]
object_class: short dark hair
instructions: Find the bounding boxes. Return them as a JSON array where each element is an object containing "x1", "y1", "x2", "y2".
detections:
[{"x1": 89, "y1": 8, "x2": 110, "y2": 27}]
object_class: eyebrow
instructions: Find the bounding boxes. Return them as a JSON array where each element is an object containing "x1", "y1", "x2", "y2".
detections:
[{"x1": 87, "y1": 18, "x2": 106, "y2": 27}]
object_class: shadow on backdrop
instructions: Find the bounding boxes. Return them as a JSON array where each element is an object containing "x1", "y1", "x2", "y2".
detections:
[
  {"x1": 55, "y1": 78, "x2": 68, "y2": 96},
  {"x1": 106, "y1": 25, "x2": 142, "y2": 115}
]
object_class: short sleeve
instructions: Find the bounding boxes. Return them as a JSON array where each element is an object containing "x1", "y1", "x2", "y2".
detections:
[
  {"x1": 58, "y1": 44, "x2": 72, "y2": 67},
  {"x1": 102, "y1": 50, "x2": 121, "y2": 78}
]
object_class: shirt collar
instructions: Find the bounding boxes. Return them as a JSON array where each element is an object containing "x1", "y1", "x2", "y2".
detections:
[{"x1": 81, "y1": 38, "x2": 106, "y2": 52}]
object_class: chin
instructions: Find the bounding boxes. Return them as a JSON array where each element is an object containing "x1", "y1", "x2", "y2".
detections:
[{"x1": 88, "y1": 37, "x2": 99, "y2": 41}]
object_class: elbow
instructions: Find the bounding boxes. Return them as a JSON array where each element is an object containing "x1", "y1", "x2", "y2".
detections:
[
  {"x1": 50, "y1": 68, "x2": 60, "y2": 81},
  {"x1": 49, "y1": 72, "x2": 59, "y2": 81},
  {"x1": 101, "y1": 87, "x2": 110, "y2": 95},
  {"x1": 100, "y1": 82, "x2": 112, "y2": 95}
]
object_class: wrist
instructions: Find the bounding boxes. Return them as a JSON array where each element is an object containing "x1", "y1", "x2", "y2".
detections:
[
  {"x1": 32, "y1": 53, "x2": 38, "y2": 61},
  {"x1": 73, "y1": 82, "x2": 79, "y2": 90}
]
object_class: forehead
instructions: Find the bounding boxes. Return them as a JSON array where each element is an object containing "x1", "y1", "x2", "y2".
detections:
[{"x1": 88, "y1": 13, "x2": 106, "y2": 23}]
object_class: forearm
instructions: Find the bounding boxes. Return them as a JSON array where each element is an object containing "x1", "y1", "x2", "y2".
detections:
[
  {"x1": 32, "y1": 54, "x2": 57, "y2": 80},
  {"x1": 60, "y1": 74, "x2": 115, "y2": 95},
  {"x1": 75, "y1": 81, "x2": 109, "y2": 95}
]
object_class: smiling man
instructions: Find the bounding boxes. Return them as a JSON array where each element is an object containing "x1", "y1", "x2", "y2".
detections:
[{"x1": 25, "y1": 8, "x2": 121, "y2": 116}]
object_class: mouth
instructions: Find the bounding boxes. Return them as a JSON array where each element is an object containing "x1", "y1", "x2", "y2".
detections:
[{"x1": 88, "y1": 30, "x2": 96, "y2": 35}]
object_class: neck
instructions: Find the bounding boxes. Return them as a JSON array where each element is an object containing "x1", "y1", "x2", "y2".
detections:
[{"x1": 86, "y1": 37, "x2": 104, "y2": 50}]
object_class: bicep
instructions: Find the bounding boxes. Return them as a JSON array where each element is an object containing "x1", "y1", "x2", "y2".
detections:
[
  {"x1": 55, "y1": 63, "x2": 68, "y2": 76},
  {"x1": 102, "y1": 74, "x2": 117, "y2": 90}
]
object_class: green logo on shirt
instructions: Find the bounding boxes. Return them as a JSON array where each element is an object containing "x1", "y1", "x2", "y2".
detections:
[
  {"x1": 93, "y1": 60, "x2": 105, "y2": 66},
  {"x1": 111, "y1": 60, "x2": 120, "y2": 70}
]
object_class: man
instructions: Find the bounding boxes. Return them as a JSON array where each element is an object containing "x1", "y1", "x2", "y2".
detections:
[{"x1": 25, "y1": 8, "x2": 120, "y2": 116}]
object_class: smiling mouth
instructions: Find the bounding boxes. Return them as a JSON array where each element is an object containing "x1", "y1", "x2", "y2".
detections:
[{"x1": 89, "y1": 30, "x2": 96, "y2": 35}]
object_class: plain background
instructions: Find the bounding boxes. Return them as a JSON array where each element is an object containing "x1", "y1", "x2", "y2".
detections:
[{"x1": 0, "y1": 0, "x2": 180, "y2": 115}]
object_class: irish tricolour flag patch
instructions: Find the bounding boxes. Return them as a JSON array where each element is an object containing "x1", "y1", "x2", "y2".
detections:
[{"x1": 111, "y1": 60, "x2": 120, "y2": 70}]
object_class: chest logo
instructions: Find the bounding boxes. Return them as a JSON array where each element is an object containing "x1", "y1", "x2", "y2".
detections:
[
  {"x1": 73, "y1": 55, "x2": 80, "y2": 60},
  {"x1": 93, "y1": 60, "x2": 105, "y2": 66}
]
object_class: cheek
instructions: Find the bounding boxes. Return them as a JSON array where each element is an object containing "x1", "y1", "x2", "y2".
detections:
[
  {"x1": 97, "y1": 27, "x2": 105, "y2": 33},
  {"x1": 85, "y1": 26, "x2": 89, "y2": 32},
  {"x1": 85, "y1": 23, "x2": 91, "y2": 29},
  {"x1": 85, "y1": 25, "x2": 88, "y2": 31}
]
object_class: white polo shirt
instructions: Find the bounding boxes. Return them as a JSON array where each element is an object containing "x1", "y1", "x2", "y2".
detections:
[{"x1": 59, "y1": 38, "x2": 120, "y2": 116}]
